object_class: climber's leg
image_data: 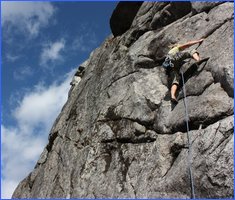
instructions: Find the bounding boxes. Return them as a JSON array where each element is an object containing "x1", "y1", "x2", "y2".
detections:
[
  {"x1": 190, "y1": 49, "x2": 200, "y2": 61},
  {"x1": 192, "y1": 52, "x2": 200, "y2": 61},
  {"x1": 170, "y1": 70, "x2": 180, "y2": 103},
  {"x1": 171, "y1": 83, "x2": 178, "y2": 101}
]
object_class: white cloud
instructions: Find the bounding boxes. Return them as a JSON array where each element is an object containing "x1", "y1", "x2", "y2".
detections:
[
  {"x1": 1, "y1": 125, "x2": 46, "y2": 198},
  {"x1": 1, "y1": 179, "x2": 19, "y2": 200},
  {"x1": 40, "y1": 39, "x2": 65, "y2": 66},
  {"x1": 13, "y1": 66, "x2": 34, "y2": 80},
  {"x1": 14, "y1": 69, "x2": 70, "y2": 132},
  {"x1": 1, "y1": 69, "x2": 75, "y2": 198},
  {"x1": 1, "y1": 1, "x2": 55, "y2": 37}
]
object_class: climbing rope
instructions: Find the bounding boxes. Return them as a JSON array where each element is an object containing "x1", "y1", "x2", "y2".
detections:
[{"x1": 180, "y1": 70, "x2": 196, "y2": 199}]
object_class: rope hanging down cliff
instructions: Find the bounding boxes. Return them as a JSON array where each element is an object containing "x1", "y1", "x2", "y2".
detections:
[
  {"x1": 180, "y1": 69, "x2": 195, "y2": 199},
  {"x1": 179, "y1": 56, "x2": 209, "y2": 199}
]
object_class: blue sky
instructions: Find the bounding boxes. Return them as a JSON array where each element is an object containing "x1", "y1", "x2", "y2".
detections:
[{"x1": 1, "y1": 1, "x2": 117, "y2": 198}]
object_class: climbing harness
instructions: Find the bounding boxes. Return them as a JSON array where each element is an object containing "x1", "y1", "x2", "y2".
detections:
[
  {"x1": 162, "y1": 55, "x2": 174, "y2": 69},
  {"x1": 180, "y1": 69, "x2": 196, "y2": 199}
]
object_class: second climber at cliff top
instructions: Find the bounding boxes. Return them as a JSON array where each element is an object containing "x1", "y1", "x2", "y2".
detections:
[{"x1": 162, "y1": 38, "x2": 204, "y2": 104}]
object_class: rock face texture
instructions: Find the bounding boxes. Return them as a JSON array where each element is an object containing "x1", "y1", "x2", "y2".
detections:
[{"x1": 13, "y1": 2, "x2": 234, "y2": 198}]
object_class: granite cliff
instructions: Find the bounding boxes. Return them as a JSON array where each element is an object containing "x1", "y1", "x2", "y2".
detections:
[{"x1": 13, "y1": 2, "x2": 234, "y2": 198}]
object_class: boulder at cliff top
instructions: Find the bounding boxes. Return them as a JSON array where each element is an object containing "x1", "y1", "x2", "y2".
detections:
[
  {"x1": 13, "y1": 2, "x2": 234, "y2": 198},
  {"x1": 110, "y1": 2, "x2": 143, "y2": 37}
]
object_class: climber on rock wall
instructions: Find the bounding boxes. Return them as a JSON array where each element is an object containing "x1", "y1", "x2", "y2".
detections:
[{"x1": 162, "y1": 38, "x2": 204, "y2": 104}]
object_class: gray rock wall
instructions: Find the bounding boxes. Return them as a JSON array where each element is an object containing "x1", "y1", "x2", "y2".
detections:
[{"x1": 13, "y1": 2, "x2": 234, "y2": 198}]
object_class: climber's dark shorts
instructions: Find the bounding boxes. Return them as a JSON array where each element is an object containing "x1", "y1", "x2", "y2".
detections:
[
  {"x1": 171, "y1": 70, "x2": 180, "y2": 86},
  {"x1": 170, "y1": 49, "x2": 198, "y2": 86}
]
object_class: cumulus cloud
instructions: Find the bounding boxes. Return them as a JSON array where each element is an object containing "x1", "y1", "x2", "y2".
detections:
[
  {"x1": 1, "y1": 1, "x2": 55, "y2": 37},
  {"x1": 1, "y1": 178, "x2": 19, "y2": 200},
  {"x1": 1, "y1": 125, "x2": 46, "y2": 198},
  {"x1": 1, "y1": 69, "x2": 75, "y2": 198},
  {"x1": 14, "y1": 69, "x2": 71, "y2": 133},
  {"x1": 40, "y1": 39, "x2": 65, "y2": 66}
]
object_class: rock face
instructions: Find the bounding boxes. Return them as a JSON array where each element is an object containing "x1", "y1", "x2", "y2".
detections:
[{"x1": 13, "y1": 2, "x2": 234, "y2": 198}]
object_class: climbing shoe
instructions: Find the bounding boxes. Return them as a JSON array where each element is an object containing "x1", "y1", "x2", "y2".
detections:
[
  {"x1": 171, "y1": 98, "x2": 178, "y2": 111},
  {"x1": 196, "y1": 57, "x2": 210, "y2": 65},
  {"x1": 171, "y1": 98, "x2": 178, "y2": 105}
]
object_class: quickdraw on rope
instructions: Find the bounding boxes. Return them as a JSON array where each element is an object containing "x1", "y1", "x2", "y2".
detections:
[{"x1": 180, "y1": 70, "x2": 196, "y2": 199}]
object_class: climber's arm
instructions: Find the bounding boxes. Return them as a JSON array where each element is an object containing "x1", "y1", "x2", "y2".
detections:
[{"x1": 178, "y1": 39, "x2": 204, "y2": 50}]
